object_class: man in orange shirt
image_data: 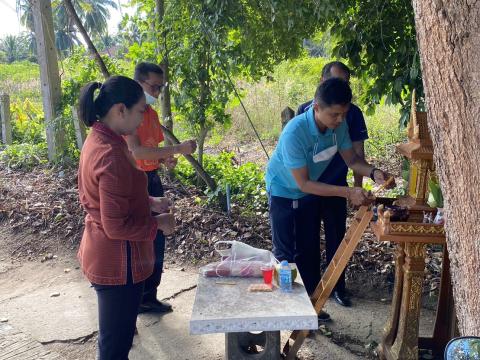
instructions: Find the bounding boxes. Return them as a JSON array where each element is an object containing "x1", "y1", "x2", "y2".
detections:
[{"x1": 126, "y1": 62, "x2": 197, "y2": 314}]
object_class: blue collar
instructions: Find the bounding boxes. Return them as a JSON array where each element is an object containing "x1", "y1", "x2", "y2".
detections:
[{"x1": 306, "y1": 107, "x2": 333, "y2": 137}]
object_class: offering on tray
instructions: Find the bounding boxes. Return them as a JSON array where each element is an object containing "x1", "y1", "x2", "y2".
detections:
[{"x1": 376, "y1": 204, "x2": 410, "y2": 222}]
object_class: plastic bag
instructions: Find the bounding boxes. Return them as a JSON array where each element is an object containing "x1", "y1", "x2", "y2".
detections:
[{"x1": 200, "y1": 241, "x2": 277, "y2": 278}]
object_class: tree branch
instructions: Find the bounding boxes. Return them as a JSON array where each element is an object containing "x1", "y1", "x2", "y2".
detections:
[{"x1": 63, "y1": 0, "x2": 217, "y2": 192}]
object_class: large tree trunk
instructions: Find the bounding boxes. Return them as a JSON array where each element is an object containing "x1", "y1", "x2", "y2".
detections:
[{"x1": 412, "y1": 0, "x2": 480, "y2": 335}]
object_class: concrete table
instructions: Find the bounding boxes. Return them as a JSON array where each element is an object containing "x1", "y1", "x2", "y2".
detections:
[{"x1": 190, "y1": 270, "x2": 318, "y2": 360}]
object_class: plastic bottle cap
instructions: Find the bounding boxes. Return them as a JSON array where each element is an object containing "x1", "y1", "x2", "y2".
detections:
[{"x1": 280, "y1": 260, "x2": 288, "y2": 266}]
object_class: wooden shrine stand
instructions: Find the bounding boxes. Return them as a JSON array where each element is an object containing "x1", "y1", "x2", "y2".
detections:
[
  {"x1": 282, "y1": 205, "x2": 456, "y2": 360},
  {"x1": 372, "y1": 205, "x2": 457, "y2": 359},
  {"x1": 283, "y1": 94, "x2": 457, "y2": 360}
]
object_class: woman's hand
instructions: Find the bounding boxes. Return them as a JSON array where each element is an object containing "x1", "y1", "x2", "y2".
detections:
[
  {"x1": 150, "y1": 196, "x2": 172, "y2": 214},
  {"x1": 156, "y1": 213, "x2": 176, "y2": 235},
  {"x1": 373, "y1": 169, "x2": 396, "y2": 189}
]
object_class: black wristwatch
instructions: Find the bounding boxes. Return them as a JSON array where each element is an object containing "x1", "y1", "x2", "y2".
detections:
[{"x1": 370, "y1": 168, "x2": 381, "y2": 181}]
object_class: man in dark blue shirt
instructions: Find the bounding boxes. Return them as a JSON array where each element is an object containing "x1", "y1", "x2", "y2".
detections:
[{"x1": 297, "y1": 62, "x2": 369, "y2": 307}]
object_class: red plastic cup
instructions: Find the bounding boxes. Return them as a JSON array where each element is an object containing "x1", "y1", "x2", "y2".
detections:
[{"x1": 261, "y1": 265, "x2": 274, "y2": 285}]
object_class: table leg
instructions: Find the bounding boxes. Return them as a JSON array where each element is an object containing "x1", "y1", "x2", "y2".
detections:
[
  {"x1": 379, "y1": 243, "x2": 405, "y2": 359},
  {"x1": 225, "y1": 331, "x2": 280, "y2": 360},
  {"x1": 389, "y1": 242, "x2": 426, "y2": 360}
]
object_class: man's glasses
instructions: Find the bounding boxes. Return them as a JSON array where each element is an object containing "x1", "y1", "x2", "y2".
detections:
[{"x1": 143, "y1": 80, "x2": 165, "y2": 92}]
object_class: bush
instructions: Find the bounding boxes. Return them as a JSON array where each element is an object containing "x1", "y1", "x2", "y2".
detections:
[
  {"x1": 175, "y1": 152, "x2": 267, "y2": 214},
  {"x1": 10, "y1": 99, "x2": 45, "y2": 144},
  {"x1": 0, "y1": 143, "x2": 48, "y2": 169}
]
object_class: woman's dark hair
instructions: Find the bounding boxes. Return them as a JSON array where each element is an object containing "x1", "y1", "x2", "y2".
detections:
[
  {"x1": 134, "y1": 62, "x2": 164, "y2": 82},
  {"x1": 314, "y1": 78, "x2": 352, "y2": 108},
  {"x1": 78, "y1": 75, "x2": 144, "y2": 127}
]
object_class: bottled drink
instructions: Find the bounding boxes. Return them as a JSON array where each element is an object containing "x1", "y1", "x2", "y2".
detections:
[{"x1": 279, "y1": 260, "x2": 292, "y2": 292}]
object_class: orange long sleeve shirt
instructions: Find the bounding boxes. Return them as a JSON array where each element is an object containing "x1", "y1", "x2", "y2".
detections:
[{"x1": 77, "y1": 122, "x2": 157, "y2": 285}]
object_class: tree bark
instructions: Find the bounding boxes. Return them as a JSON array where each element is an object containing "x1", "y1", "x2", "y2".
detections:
[
  {"x1": 160, "y1": 124, "x2": 216, "y2": 192},
  {"x1": 32, "y1": 0, "x2": 65, "y2": 161},
  {"x1": 155, "y1": 0, "x2": 174, "y2": 145},
  {"x1": 197, "y1": 124, "x2": 208, "y2": 174},
  {"x1": 63, "y1": 0, "x2": 110, "y2": 79},
  {"x1": 412, "y1": 0, "x2": 480, "y2": 336}
]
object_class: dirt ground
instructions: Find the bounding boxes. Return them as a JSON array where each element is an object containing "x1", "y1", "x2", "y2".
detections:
[{"x1": 0, "y1": 225, "x2": 442, "y2": 360}]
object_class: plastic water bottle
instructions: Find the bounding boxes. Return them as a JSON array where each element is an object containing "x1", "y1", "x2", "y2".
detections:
[{"x1": 279, "y1": 260, "x2": 292, "y2": 292}]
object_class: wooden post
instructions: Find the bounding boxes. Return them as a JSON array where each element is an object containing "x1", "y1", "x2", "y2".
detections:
[
  {"x1": 0, "y1": 94, "x2": 12, "y2": 145},
  {"x1": 71, "y1": 106, "x2": 86, "y2": 150},
  {"x1": 32, "y1": 0, "x2": 64, "y2": 161},
  {"x1": 281, "y1": 107, "x2": 295, "y2": 129}
]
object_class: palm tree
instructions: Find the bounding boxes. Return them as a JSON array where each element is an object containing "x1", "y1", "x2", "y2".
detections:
[
  {"x1": 0, "y1": 34, "x2": 29, "y2": 63},
  {"x1": 15, "y1": 0, "x2": 117, "y2": 56},
  {"x1": 74, "y1": 0, "x2": 117, "y2": 38},
  {"x1": 15, "y1": 0, "x2": 34, "y2": 32}
]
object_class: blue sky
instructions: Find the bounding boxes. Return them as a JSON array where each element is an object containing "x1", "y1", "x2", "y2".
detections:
[{"x1": 0, "y1": 0, "x2": 131, "y2": 39}]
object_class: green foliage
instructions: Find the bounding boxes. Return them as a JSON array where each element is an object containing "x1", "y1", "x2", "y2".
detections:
[
  {"x1": 16, "y1": 0, "x2": 117, "y2": 56},
  {"x1": 60, "y1": 47, "x2": 130, "y2": 107},
  {"x1": 312, "y1": 0, "x2": 423, "y2": 125},
  {"x1": 0, "y1": 61, "x2": 40, "y2": 101},
  {"x1": 364, "y1": 104, "x2": 406, "y2": 161},
  {"x1": 428, "y1": 178, "x2": 444, "y2": 208},
  {"x1": 0, "y1": 143, "x2": 48, "y2": 169},
  {"x1": 224, "y1": 56, "x2": 366, "y2": 142},
  {"x1": 0, "y1": 34, "x2": 34, "y2": 63},
  {"x1": 123, "y1": 0, "x2": 319, "y2": 166},
  {"x1": 10, "y1": 99, "x2": 45, "y2": 144},
  {"x1": 175, "y1": 152, "x2": 267, "y2": 213}
]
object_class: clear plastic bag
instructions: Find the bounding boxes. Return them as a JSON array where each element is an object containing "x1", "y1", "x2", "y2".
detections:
[{"x1": 200, "y1": 241, "x2": 277, "y2": 278}]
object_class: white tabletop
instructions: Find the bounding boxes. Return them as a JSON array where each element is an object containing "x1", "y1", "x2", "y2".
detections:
[{"x1": 190, "y1": 270, "x2": 318, "y2": 335}]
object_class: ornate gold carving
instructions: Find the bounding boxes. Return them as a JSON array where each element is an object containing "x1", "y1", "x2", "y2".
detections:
[
  {"x1": 409, "y1": 276, "x2": 423, "y2": 310},
  {"x1": 405, "y1": 243, "x2": 426, "y2": 259},
  {"x1": 389, "y1": 224, "x2": 445, "y2": 235}
]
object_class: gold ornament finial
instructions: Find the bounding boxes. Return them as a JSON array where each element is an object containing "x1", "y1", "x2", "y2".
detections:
[{"x1": 407, "y1": 90, "x2": 420, "y2": 140}]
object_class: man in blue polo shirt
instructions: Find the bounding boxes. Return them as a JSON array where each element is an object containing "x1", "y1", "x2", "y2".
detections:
[
  {"x1": 266, "y1": 78, "x2": 393, "y2": 322},
  {"x1": 297, "y1": 62, "x2": 367, "y2": 308}
]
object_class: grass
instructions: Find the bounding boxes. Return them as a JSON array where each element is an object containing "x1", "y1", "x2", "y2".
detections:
[
  {"x1": 0, "y1": 61, "x2": 41, "y2": 102},
  {"x1": 364, "y1": 103, "x2": 406, "y2": 162},
  {"x1": 215, "y1": 55, "x2": 406, "y2": 195},
  {"x1": 0, "y1": 56, "x2": 406, "y2": 176},
  {"x1": 222, "y1": 57, "x2": 328, "y2": 143}
]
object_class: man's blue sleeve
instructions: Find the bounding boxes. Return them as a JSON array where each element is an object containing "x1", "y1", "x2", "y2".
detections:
[{"x1": 347, "y1": 104, "x2": 369, "y2": 142}]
